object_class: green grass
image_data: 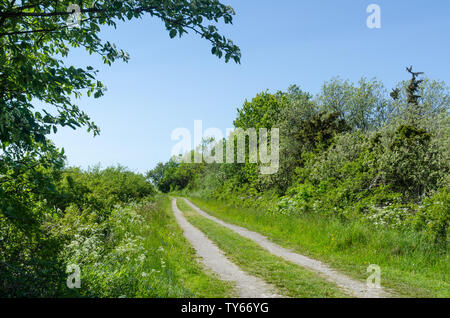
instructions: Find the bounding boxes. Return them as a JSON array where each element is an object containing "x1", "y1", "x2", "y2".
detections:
[
  {"x1": 186, "y1": 196, "x2": 450, "y2": 298},
  {"x1": 177, "y1": 199, "x2": 348, "y2": 298},
  {"x1": 72, "y1": 195, "x2": 235, "y2": 298},
  {"x1": 154, "y1": 196, "x2": 236, "y2": 297}
]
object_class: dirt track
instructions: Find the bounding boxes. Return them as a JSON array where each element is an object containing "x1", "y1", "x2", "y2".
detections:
[
  {"x1": 171, "y1": 198, "x2": 282, "y2": 298},
  {"x1": 183, "y1": 198, "x2": 391, "y2": 298}
]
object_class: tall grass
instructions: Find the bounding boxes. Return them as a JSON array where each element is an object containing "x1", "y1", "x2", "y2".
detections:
[
  {"x1": 189, "y1": 196, "x2": 449, "y2": 297},
  {"x1": 177, "y1": 199, "x2": 348, "y2": 298},
  {"x1": 63, "y1": 195, "x2": 233, "y2": 297}
]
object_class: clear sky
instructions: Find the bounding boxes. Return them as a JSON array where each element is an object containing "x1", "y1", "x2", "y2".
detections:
[{"x1": 48, "y1": 0, "x2": 450, "y2": 174}]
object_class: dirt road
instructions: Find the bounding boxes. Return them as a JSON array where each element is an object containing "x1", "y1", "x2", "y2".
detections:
[
  {"x1": 171, "y1": 198, "x2": 282, "y2": 298},
  {"x1": 183, "y1": 198, "x2": 391, "y2": 298}
]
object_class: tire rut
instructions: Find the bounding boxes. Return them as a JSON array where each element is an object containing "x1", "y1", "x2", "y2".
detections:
[
  {"x1": 183, "y1": 198, "x2": 392, "y2": 298},
  {"x1": 171, "y1": 198, "x2": 283, "y2": 298}
]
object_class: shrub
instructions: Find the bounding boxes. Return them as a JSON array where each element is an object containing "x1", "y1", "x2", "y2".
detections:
[
  {"x1": 375, "y1": 124, "x2": 440, "y2": 200},
  {"x1": 273, "y1": 183, "x2": 318, "y2": 216},
  {"x1": 413, "y1": 188, "x2": 450, "y2": 244},
  {"x1": 59, "y1": 197, "x2": 195, "y2": 297},
  {"x1": 58, "y1": 165, "x2": 154, "y2": 218}
]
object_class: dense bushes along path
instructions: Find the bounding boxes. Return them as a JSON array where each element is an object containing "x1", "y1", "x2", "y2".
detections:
[{"x1": 175, "y1": 198, "x2": 392, "y2": 298}]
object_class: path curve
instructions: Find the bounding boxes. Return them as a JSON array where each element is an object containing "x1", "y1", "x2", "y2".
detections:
[
  {"x1": 171, "y1": 198, "x2": 282, "y2": 298},
  {"x1": 183, "y1": 198, "x2": 392, "y2": 298}
]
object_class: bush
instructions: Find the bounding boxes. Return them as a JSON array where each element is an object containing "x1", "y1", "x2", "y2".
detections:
[
  {"x1": 414, "y1": 188, "x2": 450, "y2": 244},
  {"x1": 59, "y1": 197, "x2": 197, "y2": 297},
  {"x1": 0, "y1": 214, "x2": 67, "y2": 297},
  {"x1": 153, "y1": 75, "x2": 449, "y2": 248},
  {"x1": 57, "y1": 165, "x2": 154, "y2": 218},
  {"x1": 273, "y1": 183, "x2": 318, "y2": 216},
  {"x1": 1, "y1": 164, "x2": 155, "y2": 297},
  {"x1": 375, "y1": 124, "x2": 440, "y2": 200}
]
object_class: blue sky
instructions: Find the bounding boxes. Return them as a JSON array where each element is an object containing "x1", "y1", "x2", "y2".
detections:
[{"x1": 48, "y1": 0, "x2": 450, "y2": 173}]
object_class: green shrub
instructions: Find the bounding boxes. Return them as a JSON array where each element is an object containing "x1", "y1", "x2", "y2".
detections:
[
  {"x1": 273, "y1": 183, "x2": 318, "y2": 216},
  {"x1": 414, "y1": 188, "x2": 450, "y2": 244},
  {"x1": 59, "y1": 197, "x2": 214, "y2": 297},
  {"x1": 375, "y1": 124, "x2": 440, "y2": 199},
  {"x1": 155, "y1": 76, "x2": 449, "y2": 248},
  {"x1": 0, "y1": 214, "x2": 67, "y2": 297},
  {"x1": 58, "y1": 165, "x2": 154, "y2": 218}
]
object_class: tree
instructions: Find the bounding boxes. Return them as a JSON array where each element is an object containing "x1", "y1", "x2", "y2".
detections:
[
  {"x1": 1, "y1": 0, "x2": 240, "y2": 214},
  {"x1": 147, "y1": 159, "x2": 180, "y2": 192},
  {"x1": 260, "y1": 85, "x2": 317, "y2": 193},
  {"x1": 0, "y1": 1, "x2": 240, "y2": 295},
  {"x1": 318, "y1": 77, "x2": 392, "y2": 131},
  {"x1": 0, "y1": 0, "x2": 241, "y2": 163},
  {"x1": 295, "y1": 111, "x2": 350, "y2": 153},
  {"x1": 405, "y1": 66, "x2": 424, "y2": 107},
  {"x1": 402, "y1": 65, "x2": 427, "y2": 126},
  {"x1": 234, "y1": 90, "x2": 287, "y2": 129},
  {"x1": 377, "y1": 67, "x2": 447, "y2": 199}
]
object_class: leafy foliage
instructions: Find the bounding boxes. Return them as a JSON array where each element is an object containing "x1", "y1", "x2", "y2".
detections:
[
  {"x1": 1, "y1": 165, "x2": 154, "y2": 297},
  {"x1": 1, "y1": 0, "x2": 240, "y2": 160},
  {"x1": 158, "y1": 68, "x2": 449, "y2": 245},
  {"x1": 234, "y1": 90, "x2": 287, "y2": 129},
  {"x1": 414, "y1": 188, "x2": 450, "y2": 244},
  {"x1": 147, "y1": 158, "x2": 203, "y2": 193},
  {"x1": 318, "y1": 77, "x2": 392, "y2": 131},
  {"x1": 57, "y1": 165, "x2": 154, "y2": 217},
  {"x1": 59, "y1": 198, "x2": 191, "y2": 297},
  {"x1": 1, "y1": 1, "x2": 241, "y2": 297}
]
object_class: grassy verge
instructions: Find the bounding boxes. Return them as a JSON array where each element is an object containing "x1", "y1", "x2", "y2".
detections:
[
  {"x1": 67, "y1": 195, "x2": 234, "y2": 298},
  {"x1": 186, "y1": 196, "x2": 449, "y2": 298},
  {"x1": 177, "y1": 199, "x2": 348, "y2": 298}
]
